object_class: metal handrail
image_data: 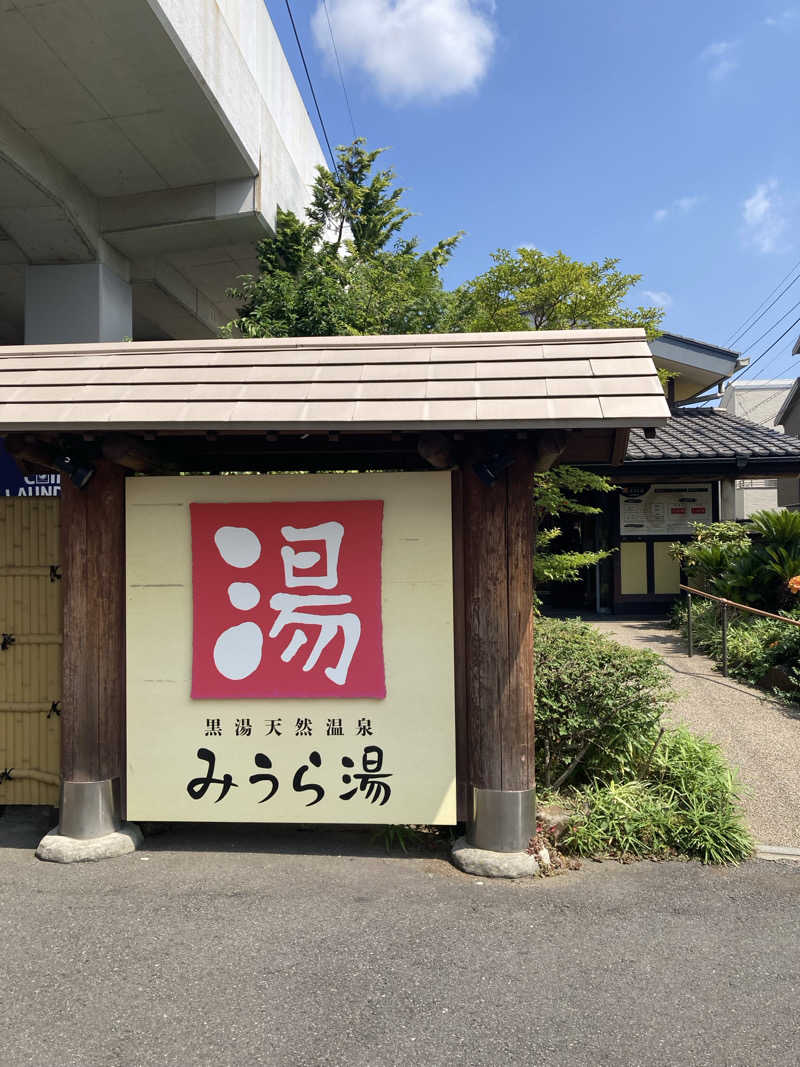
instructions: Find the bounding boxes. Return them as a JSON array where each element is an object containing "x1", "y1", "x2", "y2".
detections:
[{"x1": 680, "y1": 583, "x2": 800, "y2": 677}]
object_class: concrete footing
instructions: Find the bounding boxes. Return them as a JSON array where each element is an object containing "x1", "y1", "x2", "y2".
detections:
[
  {"x1": 451, "y1": 836, "x2": 540, "y2": 878},
  {"x1": 36, "y1": 823, "x2": 143, "y2": 863}
]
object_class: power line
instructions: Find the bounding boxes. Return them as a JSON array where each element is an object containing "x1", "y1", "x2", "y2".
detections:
[
  {"x1": 713, "y1": 313, "x2": 800, "y2": 402},
  {"x1": 321, "y1": 0, "x2": 357, "y2": 140},
  {"x1": 726, "y1": 346, "x2": 800, "y2": 421},
  {"x1": 736, "y1": 294, "x2": 800, "y2": 359},
  {"x1": 284, "y1": 0, "x2": 337, "y2": 172},
  {"x1": 727, "y1": 268, "x2": 800, "y2": 350},
  {"x1": 725, "y1": 255, "x2": 800, "y2": 347}
]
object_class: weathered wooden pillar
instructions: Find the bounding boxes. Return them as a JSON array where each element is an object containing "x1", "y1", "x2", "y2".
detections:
[
  {"x1": 58, "y1": 458, "x2": 126, "y2": 839},
  {"x1": 458, "y1": 444, "x2": 535, "y2": 852}
]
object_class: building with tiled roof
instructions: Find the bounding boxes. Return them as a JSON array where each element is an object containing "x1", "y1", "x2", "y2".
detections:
[{"x1": 548, "y1": 337, "x2": 800, "y2": 615}]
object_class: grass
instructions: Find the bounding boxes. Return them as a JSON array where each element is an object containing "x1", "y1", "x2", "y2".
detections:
[{"x1": 559, "y1": 726, "x2": 754, "y2": 865}]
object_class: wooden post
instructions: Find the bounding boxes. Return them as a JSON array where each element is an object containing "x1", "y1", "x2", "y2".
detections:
[
  {"x1": 59, "y1": 459, "x2": 126, "y2": 837},
  {"x1": 457, "y1": 444, "x2": 535, "y2": 850}
]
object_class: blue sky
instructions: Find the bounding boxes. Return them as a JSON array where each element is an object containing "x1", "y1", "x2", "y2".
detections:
[{"x1": 266, "y1": 1, "x2": 800, "y2": 382}]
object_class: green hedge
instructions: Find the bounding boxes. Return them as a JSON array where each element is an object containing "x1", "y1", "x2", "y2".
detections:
[{"x1": 535, "y1": 618, "x2": 753, "y2": 864}]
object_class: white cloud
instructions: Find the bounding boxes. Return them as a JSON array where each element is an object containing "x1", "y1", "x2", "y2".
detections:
[
  {"x1": 741, "y1": 179, "x2": 787, "y2": 253},
  {"x1": 652, "y1": 196, "x2": 700, "y2": 224},
  {"x1": 765, "y1": 8, "x2": 798, "y2": 26},
  {"x1": 700, "y1": 40, "x2": 738, "y2": 82},
  {"x1": 311, "y1": 0, "x2": 496, "y2": 103},
  {"x1": 642, "y1": 290, "x2": 673, "y2": 308}
]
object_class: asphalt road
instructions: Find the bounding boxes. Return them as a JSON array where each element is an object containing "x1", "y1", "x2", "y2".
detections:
[{"x1": 2, "y1": 809, "x2": 799, "y2": 1067}]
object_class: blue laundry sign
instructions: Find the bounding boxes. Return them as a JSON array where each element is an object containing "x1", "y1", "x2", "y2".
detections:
[{"x1": 0, "y1": 440, "x2": 60, "y2": 497}]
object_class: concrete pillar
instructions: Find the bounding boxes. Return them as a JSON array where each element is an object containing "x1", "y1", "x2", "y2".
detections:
[
  {"x1": 719, "y1": 478, "x2": 737, "y2": 521},
  {"x1": 25, "y1": 263, "x2": 132, "y2": 344}
]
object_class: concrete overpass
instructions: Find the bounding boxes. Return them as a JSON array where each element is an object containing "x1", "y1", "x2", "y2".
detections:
[{"x1": 0, "y1": 0, "x2": 325, "y2": 344}]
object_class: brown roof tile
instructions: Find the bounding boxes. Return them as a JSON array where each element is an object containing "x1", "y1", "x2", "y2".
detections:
[{"x1": 0, "y1": 330, "x2": 670, "y2": 432}]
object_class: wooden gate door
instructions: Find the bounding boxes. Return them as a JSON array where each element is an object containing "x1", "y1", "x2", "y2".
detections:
[{"x1": 0, "y1": 498, "x2": 62, "y2": 805}]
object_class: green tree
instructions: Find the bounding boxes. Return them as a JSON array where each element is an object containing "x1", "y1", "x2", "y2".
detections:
[
  {"x1": 226, "y1": 140, "x2": 664, "y2": 604},
  {"x1": 448, "y1": 246, "x2": 664, "y2": 337},
  {"x1": 533, "y1": 465, "x2": 616, "y2": 607},
  {"x1": 225, "y1": 139, "x2": 460, "y2": 338}
]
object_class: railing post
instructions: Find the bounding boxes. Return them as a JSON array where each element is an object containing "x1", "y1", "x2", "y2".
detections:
[
  {"x1": 721, "y1": 601, "x2": 728, "y2": 678},
  {"x1": 687, "y1": 591, "x2": 693, "y2": 657}
]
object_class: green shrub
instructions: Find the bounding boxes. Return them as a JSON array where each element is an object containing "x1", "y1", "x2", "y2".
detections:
[
  {"x1": 562, "y1": 727, "x2": 754, "y2": 865},
  {"x1": 672, "y1": 511, "x2": 800, "y2": 612},
  {"x1": 536, "y1": 619, "x2": 754, "y2": 864},
  {"x1": 672, "y1": 596, "x2": 800, "y2": 700},
  {"x1": 534, "y1": 618, "x2": 674, "y2": 788}
]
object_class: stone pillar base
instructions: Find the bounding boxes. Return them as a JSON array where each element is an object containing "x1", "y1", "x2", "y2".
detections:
[
  {"x1": 36, "y1": 823, "x2": 143, "y2": 864},
  {"x1": 451, "y1": 836, "x2": 540, "y2": 879}
]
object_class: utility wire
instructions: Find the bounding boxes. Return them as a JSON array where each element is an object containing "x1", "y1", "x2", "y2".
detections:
[
  {"x1": 707, "y1": 313, "x2": 800, "y2": 405},
  {"x1": 321, "y1": 0, "x2": 357, "y2": 140},
  {"x1": 735, "y1": 294, "x2": 800, "y2": 359},
  {"x1": 284, "y1": 0, "x2": 338, "y2": 171},
  {"x1": 727, "y1": 268, "x2": 800, "y2": 350},
  {"x1": 727, "y1": 353, "x2": 799, "y2": 422},
  {"x1": 725, "y1": 255, "x2": 800, "y2": 347}
]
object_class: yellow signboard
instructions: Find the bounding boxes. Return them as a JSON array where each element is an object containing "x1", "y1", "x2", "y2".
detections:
[{"x1": 126, "y1": 473, "x2": 456, "y2": 825}]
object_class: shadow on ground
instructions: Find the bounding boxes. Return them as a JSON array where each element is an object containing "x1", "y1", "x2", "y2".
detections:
[{"x1": 0, "y1": 805, "x2": 455, "y2": 862}]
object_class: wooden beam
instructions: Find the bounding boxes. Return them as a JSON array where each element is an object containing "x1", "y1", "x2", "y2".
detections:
[
  {"x1": 61, "y1": 460, "x2": 125, "y2": 786},
  {"x1": 611, "y1": 428, "x2": 630, "y2": 466}
]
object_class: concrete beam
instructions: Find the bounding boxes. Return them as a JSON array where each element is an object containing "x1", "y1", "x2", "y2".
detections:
[
  {"x1": 131, "y1": 257, "x2": 226, "y2": 339},
  {"x1": 100, "y1": 179, "x2": 267, "y2": 259}
]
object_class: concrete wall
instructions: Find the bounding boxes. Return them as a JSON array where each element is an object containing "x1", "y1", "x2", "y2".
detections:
[
  {"x1": 735, "y1": 481, "x2": 779, "y2": 518},
  {"x1": 718, "y1": 382, "x2": 794, "y2": 429},
  {"x1": 147, "y1": 0, "x2": 326, "y2": 227},
  {"x1": 1, "y1": 0, "x2": 326, "y2": 342},
  {"x1": 778, "y1": 477, "x2": 800, "y2": 510}
]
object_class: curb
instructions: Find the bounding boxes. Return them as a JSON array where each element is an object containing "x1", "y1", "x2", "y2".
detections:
[{"x1": 755, "y1": 844, "x2": 800, "y2": 863}]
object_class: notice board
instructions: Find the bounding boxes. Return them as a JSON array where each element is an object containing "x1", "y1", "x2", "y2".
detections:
[
  {"x1": 126, "y1": 473, "x2": 456, "y2": 825},
  {"x1": 619, "y1": 483, "x2": 713, "y2": 537}
]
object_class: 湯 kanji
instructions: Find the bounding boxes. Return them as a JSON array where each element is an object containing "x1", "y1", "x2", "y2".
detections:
[{"x1": 340, "y1": 745, "x2": 392, "y2": 805}]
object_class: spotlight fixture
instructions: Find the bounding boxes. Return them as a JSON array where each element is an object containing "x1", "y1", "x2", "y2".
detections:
[
  {"x1": 472, "y1": 453, "x2": 515, "y2": 487},
  {"x1": 54, "y1": 454, "x2": 95, "y2": 488}
]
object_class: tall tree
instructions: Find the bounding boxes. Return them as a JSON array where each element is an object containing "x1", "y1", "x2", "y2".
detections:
[
  {"x1": 448, "y1": 246, "x2": 664, "y2": 337},
  {"x1": 225, "y1": 139, "x2": 460, "y2": 338}
]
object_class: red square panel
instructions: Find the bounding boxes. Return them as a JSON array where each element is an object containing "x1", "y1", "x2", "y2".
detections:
[{"x1": 191, "y1": 501, "x2": 385, "y2": 699}]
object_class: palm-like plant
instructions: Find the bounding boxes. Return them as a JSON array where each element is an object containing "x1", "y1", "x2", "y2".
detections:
[{"x1": 749, "y1": 509, "x2": 800, "y2": 547}]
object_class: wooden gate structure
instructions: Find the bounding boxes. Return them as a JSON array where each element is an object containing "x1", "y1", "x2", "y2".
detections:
[
  {"x1": 0, "y1": 329, "x2": 670, "y2": 861},
  {"x1": 0, "y1": 498, "x2": 62, "y2": 805}
]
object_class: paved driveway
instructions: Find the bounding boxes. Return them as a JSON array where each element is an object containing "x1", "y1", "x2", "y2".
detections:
[
  {"x1": 2, "y1": 809, "x2": 800, "y2": 1067},
  {"x1": 591, "y1": 618, "x2": 800, "y2": 849}
]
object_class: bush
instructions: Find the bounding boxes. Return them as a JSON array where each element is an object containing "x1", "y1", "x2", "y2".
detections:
[
  {"x1": 537, "y1": 619, "x2": 754, "y2": 864},
  {"x1": 561, "y1": 728, "x2": 753, "y2": 864},
  {"x1": 563, "y1": 725, "x2": 759, "y2": 866},
  {"x1": 534, "y1": 618, "x2": 674, "y2": 788},
  {"x1": 672, "y1": 512, "x2": 800, "y2": 612},
  {"x1": 671, "y1": 597, "x2": 800, "y2": 701}
]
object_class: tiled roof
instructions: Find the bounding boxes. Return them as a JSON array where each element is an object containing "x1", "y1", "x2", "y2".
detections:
[
  {"x1": 626, "y1": 407, "x2": 800, "y2": 462},
  {"x1": 0, "y1": 330, "x2": 669, "y2": 433}
]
